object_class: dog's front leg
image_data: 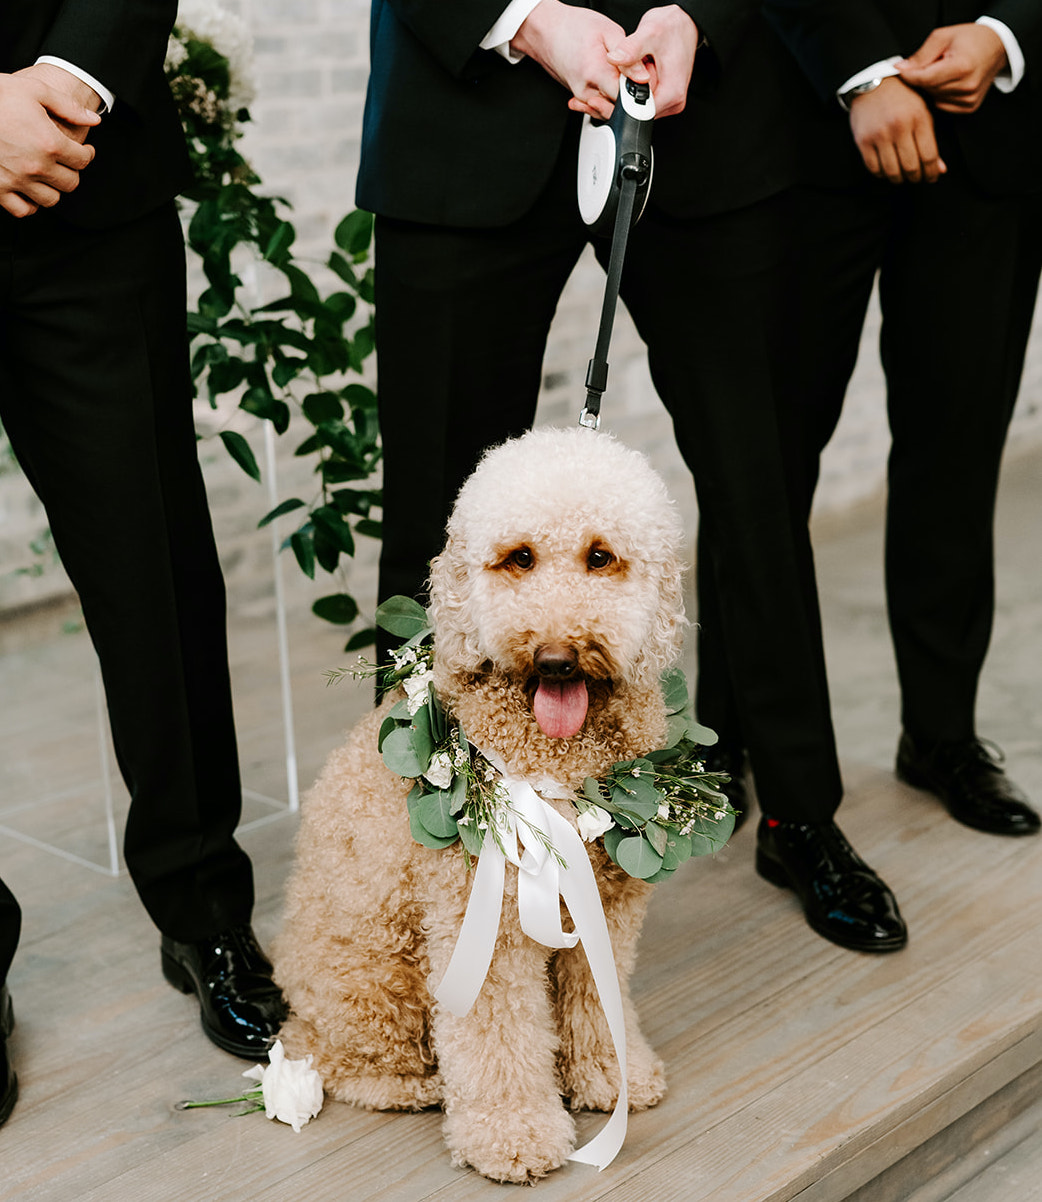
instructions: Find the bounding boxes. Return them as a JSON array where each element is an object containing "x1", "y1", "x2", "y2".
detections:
[
  {"x1": 427, "y1": 921, "x2": 576, "y2": 1184},
  {"x1": 553, "y1": 871, "x2": 666, "y2": 1113}
]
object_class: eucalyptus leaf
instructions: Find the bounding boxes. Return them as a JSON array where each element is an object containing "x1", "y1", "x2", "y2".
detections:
[
  {"x1": 687, "y1": 810, "x2": 735, "y2": 857},
  {"x1": 415, "y1": 790, "x2": 459, "y2": 839},
  {"x1": 666, "y1": 712, "x2": 692, "y2": 747},
  {"x1": 602, "y1": 826, "x2": 626, "y2": 862},
  {"x1": 381, "y1": 724, "x2": 428, "y2": 779},
  {"x1": 377, "y1": 713, "x2": 398, "y2": 751},
  {"x1": 660, "y1": 667, "x2": 690, "y2": 715},
  {"x1": 582, "y1": 777, "x2": 605, "y2": 806},
  {"x1": 607, "y1": 780, "x2": 659, "y2": 822},
  {"x1": 687, "y1": 720, "x2": 720, "y2": 747},
  {"x1": 375, "y1": 596, "x2": 430, "y2": 639},
  {"x1": 409, "y1": 703, "x2": 435, "y2": 769},
  {"x1": 614, "y1": 836, "x2": 664, "y2": 880},
  {"x1": 645, "y1": 822, "x2": 669, "y2": 857},
  {"x1": 409, "y1": 806, "x2": 458, "y2": 851},
  {"x1": 610, "y1": 769, "x2": 662, "y2": 809},
  {"x1": 458, "y1": 818, "x2": 485, "y2": 859},
  {"x1": 661, "y1": 830, "x2": 693, "y2": 871},
  {"x1": 644, "y1": 864, "x2": 679, "y2": 885},
  {"x1": 447, "y1": 771, "x2": 468, "y2": 816}
]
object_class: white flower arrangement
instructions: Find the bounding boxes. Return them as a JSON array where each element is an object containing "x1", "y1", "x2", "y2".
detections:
[
  {"x1": 170, "y1": 0, "x2": 256, "y2": 112},
  {"x1": 165, "y1": 0, "x2": 257, "y2": 186}
]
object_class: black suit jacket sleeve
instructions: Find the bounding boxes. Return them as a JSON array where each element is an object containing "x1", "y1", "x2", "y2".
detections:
[
  {"x1": 384, "y1": 0, "x2": 760, "y2": 78},
  {"x1": 985, "y1": 0, "x2": 1041, "y2": 72},
  {"x1": 764, "y1": 0, "x2": 906, "y2": 102},
  {"x1": 382, "y1": 0, "x2": 518, "y2": 77},
  {"x1": 38, "y1": 0, "x2": 177, "y2": 110}
]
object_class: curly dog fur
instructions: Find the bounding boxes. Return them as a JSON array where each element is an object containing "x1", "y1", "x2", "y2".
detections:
[{"x1": 273, "y1": 427, "x2": 686, "y2": 1182}]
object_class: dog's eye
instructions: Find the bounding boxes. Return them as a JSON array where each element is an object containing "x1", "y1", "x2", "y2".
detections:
[
  {"x1": 587, "y1": 546, "x2": 614, "y2": 571},
  {"x1": 508, "y1": 547, "x2": 534, "y2": 570}
]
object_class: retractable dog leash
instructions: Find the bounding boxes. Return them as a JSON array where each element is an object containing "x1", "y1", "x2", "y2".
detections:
[{"x1": 575, "y1": 76, "x2": 655, "y2": 429}]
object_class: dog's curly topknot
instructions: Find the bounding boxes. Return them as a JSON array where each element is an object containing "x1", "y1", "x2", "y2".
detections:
[{"x1": 429, "y1": 427, "x2": 686, "y2": 692}]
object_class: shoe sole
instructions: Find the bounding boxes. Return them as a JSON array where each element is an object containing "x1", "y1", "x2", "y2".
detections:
[
  {"x1": 755, "y1": 849, "x2": 907, "y2": 953},
  {"x1": 161, "y1": 949, "x2": 270, "y2": 1061}
]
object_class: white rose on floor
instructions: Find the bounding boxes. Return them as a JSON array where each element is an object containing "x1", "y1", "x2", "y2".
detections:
[
  {"x1": 423, "y1": 751, "x2": 454, "y2": 789},
  {"x1": 242, "y1": 1040, "x2": 324, "y2": 1132},
  {"x1": 577, "y1": 804, "x2": 614, "y2": 842}
]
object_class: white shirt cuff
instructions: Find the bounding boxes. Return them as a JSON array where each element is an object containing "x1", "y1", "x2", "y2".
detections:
[
  {"x1": 480, "y1": 0, "x2": 543, "y2": 63},
  {"x1": 836, "y1": 57, "x2": 902, "y2": 104},
  {"x1": 35, "y1": 56, "x2": 115, "y2": 112},
  {"x1": 976, "y1": 17, "x2": 1025, "y2": 91}
]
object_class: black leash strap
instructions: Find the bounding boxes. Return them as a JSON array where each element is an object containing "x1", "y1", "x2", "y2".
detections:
[{"x1": 579, "y1": 152, "x2": 648, "y2": 430}]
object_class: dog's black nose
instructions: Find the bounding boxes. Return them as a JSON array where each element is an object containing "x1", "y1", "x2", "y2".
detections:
[{"x1": 534, "y1": 644, "x2": 580, "y2": 680}]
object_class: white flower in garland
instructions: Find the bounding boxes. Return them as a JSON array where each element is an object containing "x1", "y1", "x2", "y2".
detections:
[
  {"x1": 403, "y1": 667, "x2": 434, "y2": 715},
  {"x1": 424, "y1": 750, "x2": 454, "y2": 790},
  {"x1": 577, "y1": 804, "x2": 615, "y2": 843}
]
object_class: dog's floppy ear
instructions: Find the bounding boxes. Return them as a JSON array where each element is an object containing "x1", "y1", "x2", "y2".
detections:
[
  {"x1": 636, "y1": 547, "x2": 687, "y2": 685},
  {"x1": 428, "y1": 531, "x2": 479, "y2": 680}
]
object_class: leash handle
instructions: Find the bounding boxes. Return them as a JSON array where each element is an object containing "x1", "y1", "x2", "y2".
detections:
[
  {"x1": 577, "y1": 79, "x2": 654, "y2": 430},
  {"x1": 579, "y1": 161, "x2": 641, "y2": 429}
]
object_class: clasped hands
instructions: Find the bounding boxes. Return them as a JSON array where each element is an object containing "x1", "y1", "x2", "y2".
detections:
[
  {"x1": 512, "y1": 1, "x2": 699, "y2": 120},
  {"x1": 0, "y1": 64, "x2": 102, "y2": 218},
  {"x1": 850, "y1": 23, "x2": 1009, "y2": 185}
]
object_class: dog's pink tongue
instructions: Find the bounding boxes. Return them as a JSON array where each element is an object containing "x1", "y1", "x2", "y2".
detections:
[{"x1": 533, "y1": 679, "x2": 589, "y2": 739}]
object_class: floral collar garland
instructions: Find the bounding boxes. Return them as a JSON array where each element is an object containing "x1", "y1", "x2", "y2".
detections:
[{"x1": 357, "y1": 597, "x2": 736, "y2": 884}]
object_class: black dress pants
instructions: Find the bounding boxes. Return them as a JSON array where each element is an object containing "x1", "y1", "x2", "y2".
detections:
[
  {"x1": 373, "y1": 137, "x2": 843, "y2": 822},
  {"x1": 697, "y1": 168, "x2": 1042, "y2": 767},
  {"x1": 0, "y1": 202, "x2": 254, "y2": 982}
]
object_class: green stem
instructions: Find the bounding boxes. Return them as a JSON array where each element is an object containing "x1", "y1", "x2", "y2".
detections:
[{"x1": 176, "y1": 1089, "x2": 263, "y2": 1110}]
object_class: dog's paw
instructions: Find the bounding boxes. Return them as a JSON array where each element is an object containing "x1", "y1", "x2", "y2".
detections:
[
  {"x1": 564, "y1": 1051, "x2": 666, "y2": 1113},
  {"x1": 446, "y1": 1103, "x2": 576, "y2": 1183},
  {"x1": 627, "y1": 1055, "x2": 667, "y2": 1111}
]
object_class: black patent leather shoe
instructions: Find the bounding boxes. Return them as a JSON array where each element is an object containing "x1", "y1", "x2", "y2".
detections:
[
  {"x1": 896, "y1": 732, "x2": 1040, "y2": 837},
  {"x1": 161, "y1": 925, "x2": 288, "y2": 1060},
  {"x1": 703, "y1": 745, "x2": 749, "y2": 833},
  {"x1": 756, "y1": 817, "x2": 907, "y2": 952},
  {"x1": 1, "y1": 985, "x2": 17, "y2": 1127}
]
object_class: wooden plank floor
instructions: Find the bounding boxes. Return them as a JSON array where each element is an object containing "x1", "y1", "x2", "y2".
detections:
[{"x1": 1, "y1": 446, "x2": 1040, "y2": 1202}]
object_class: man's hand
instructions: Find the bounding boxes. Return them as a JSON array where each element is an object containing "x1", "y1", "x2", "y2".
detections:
[
  {"x1": 0, "y1": 68, "x2": 100, "y2": 217},
  {"x1": 19, "y1": 62, "x2": 104, "y2": 143},
  {"x1": 512, "y1": 0, "x2": 627, "y2": 119},
  {"x1": 848, "y1": 76, "x2": 947, "y2": 184},
  {"x1": 607, "y1": 5, "x2": 699, "y2": 118},
  {"x1": 896, "y1": 23, "x2": 1008, "y2": 113}
]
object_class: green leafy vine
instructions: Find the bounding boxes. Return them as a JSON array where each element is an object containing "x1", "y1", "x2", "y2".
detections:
[{"x1": 169, "y1": 11, "x2": 380, "y2": 649}]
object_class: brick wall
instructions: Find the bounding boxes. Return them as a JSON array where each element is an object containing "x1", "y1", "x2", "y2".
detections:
[{"x1": 2, "y1": 0, "x2": 1040, "y2": 614}]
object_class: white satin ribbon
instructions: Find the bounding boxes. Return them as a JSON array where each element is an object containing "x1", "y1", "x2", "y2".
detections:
[{"x1": 433, "y1": 749, "x2": 629, "y2": 1170}]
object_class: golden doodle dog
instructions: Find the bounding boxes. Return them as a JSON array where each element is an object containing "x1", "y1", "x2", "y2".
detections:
[{"x1": 273, "y1": 427, "x2": 701, "y2": 1183}]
